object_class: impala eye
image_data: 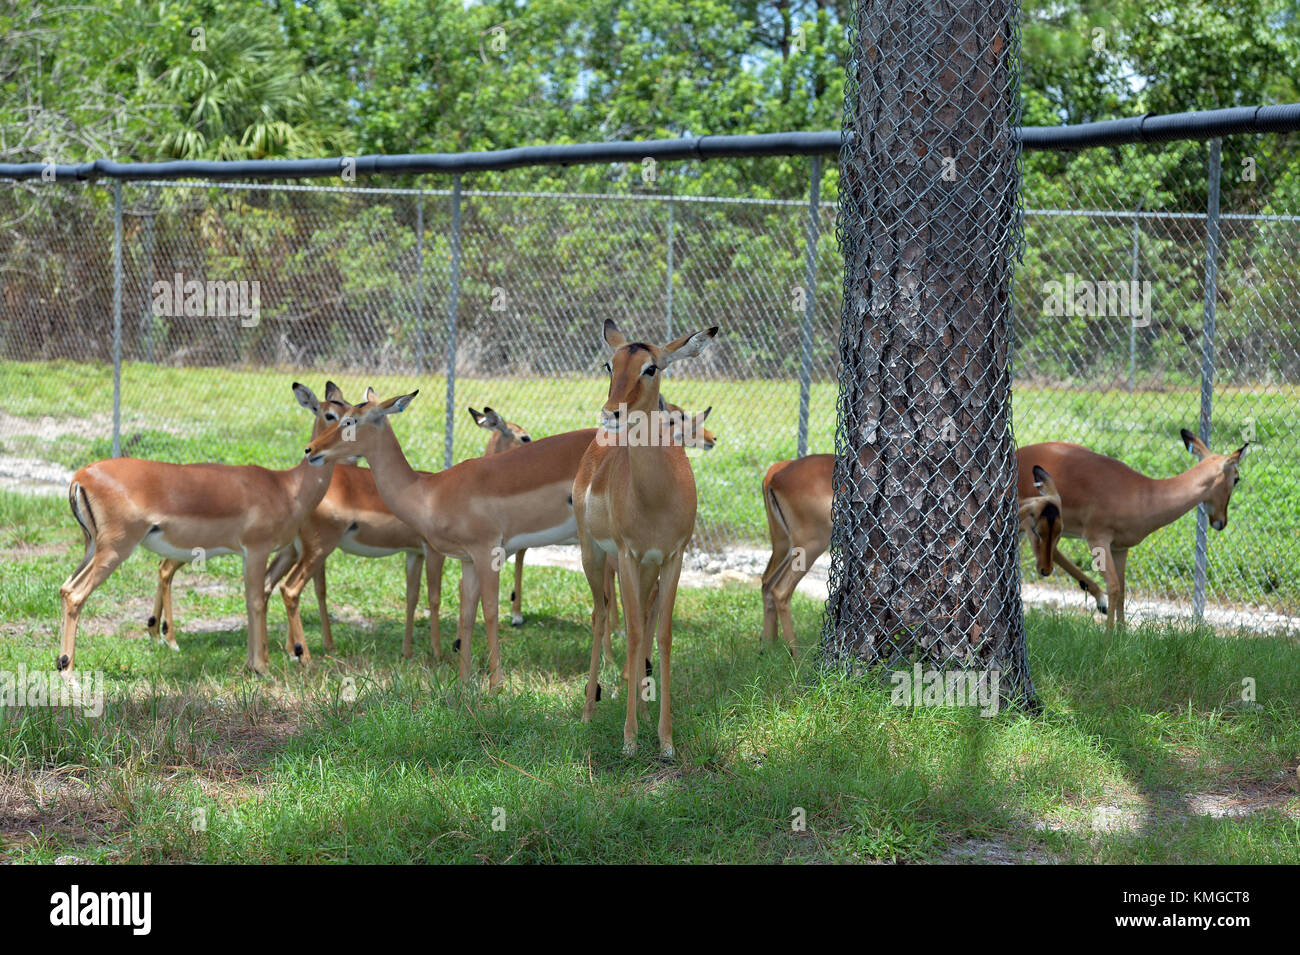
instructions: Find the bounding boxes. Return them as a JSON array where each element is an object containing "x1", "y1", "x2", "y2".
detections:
[
  {"x1": 644, "y1": 365, "x2": 657, "y2": 377},
  {"x1": 325, "y1": 412, "x2": 337, "y2": 421}
]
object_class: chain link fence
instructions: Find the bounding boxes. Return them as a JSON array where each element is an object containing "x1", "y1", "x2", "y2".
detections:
[{"x1": 1, "y1": 128, "x2": 1298, "y2": 632}]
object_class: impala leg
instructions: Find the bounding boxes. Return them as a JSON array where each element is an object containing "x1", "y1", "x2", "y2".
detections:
[
  {"x1": 617, "y1": 550, "x2": 646, "y2": 755},
  {"x1": 478, "y1": 555, "x2": 505, "y2": 694},
  {"x1": 402, "y1": 551, "x2": 423, "y2": 659},
  {"x1": 1088, "y1": 539, "x2": 1120, "y2": 633},
  {"x1": 654, "y1": 551, "x2": 685, "y2": 760},
  {"x1": 1050, "y1": 545, "x2": 1107, "y2": 615},
  {"x1": 243, "y1": 549, "x2": 273, "y2": 674},
  {"x1": 603, "y1": 562, "x2": 618, "y2": 666},
  {"x1": 425, "y1": 547, "x2": 445, "y2": 659},
  {"x1": 760, "y1": 496, "x2": 790, "y2": 648},
  {"x1": 456, "y1": 559, "x2": 482, "y2": 686},
  {"x1": 150, "y1": 559, "x2": 183, "y2": 650},
  {"x1": 313, "y1": 566, "x2": 332, "y2": 651},
  {"x1": 634, "y1": 570, "x2": 658, "y2": 724},
  {"x1": 263, "y1": 544, "x2": 298, "y2": 601},
  {"x1": 510, "y1": 548, "x2": 526, "y2": 627},
  {"x1": 58, "y1": 542, "x2": 132, "y2": 678},
  {"x1": 772, "y1": 550, "x2": 821, "y2": 658},
  {"x1": 280, "y1": 544, "x2": 326, "y2": 664},
  {"x1": 1111, "y1": 548, "x2": 1128, "y2": 629},
  {"x1": 581, "y1": 541, "x2": 609, "y2": 723}
]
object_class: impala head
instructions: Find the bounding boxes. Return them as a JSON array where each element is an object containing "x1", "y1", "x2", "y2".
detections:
[
  {"x1": 659, "y1": 396, "x2": 716, "y2": 450},
  {"x1": 304, "y1": 380, "x2": 359, "y2": 439},
  {"x1": 1181, "y1": 428, "x2": 1247, "y2": 531},
  {"x1": 305, "y1": 386, "x2": 419, "y2": 466},
  {"x1": 1018, "y1": 465, "x2": 1062, "y2": 577},
  {"x1": 468, "y1": 406, "x2": 531, "y2": 454},
  {"x1": 598, "y1": 319, "x2": 719, "y2": 437}
]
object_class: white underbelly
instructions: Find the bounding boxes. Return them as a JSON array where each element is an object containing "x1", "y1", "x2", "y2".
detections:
[
  {"x1": 140, "y1": 531, "x2": 238, "y2": 562},
  {"x1": 337, "y1": 536, "x2": 414, "y2": 558},
  {"x1": 504, "y1": 515, "x2": 579, "y2": 554}
]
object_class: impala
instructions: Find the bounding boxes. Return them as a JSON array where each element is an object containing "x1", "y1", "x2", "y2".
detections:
[
  {"x1": 759, "y1": 453, "x2": 1064, "y2": 654},
  {"x1": 575, "y1": 319, "x2": 719, "y2": 758},
  {"x1": 1017, "y1": 430, "x2": 1246, "y2": 629},
  {"x1": 58, "y1": 383, "x2": 336, "y2": 677},
  {"x1": 304, "y1": 390, "x2": 605, "y2": 691}
]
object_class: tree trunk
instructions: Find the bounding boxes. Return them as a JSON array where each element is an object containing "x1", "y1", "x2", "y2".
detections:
[{"x1": 825, "y1": 0, "x2": 1032, "y2": 704}]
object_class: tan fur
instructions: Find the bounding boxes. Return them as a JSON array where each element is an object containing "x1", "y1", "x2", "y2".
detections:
[
  {"x1": 759, "y1": 454, "x2": 1064, "y2": 652},
  {"x1": 1017, "y1": 434, "x2": 1245, "y2": 629},
  {"x1": 58, "y1": 384, "x2": 336, "y2": 677},
  {"x1": 575, "y1": 320, "x2": 718, "y2": 758},
  {"x1": 306, "y1": 390, "x2": 600, "y2": 691}
]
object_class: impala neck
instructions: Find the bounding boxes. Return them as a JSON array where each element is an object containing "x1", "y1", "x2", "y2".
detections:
[
  {"x1": 626, "y1": 432, "x2": 684, "y2": 508},
  {"x1": 287, "y1": 456, "x2": 337, "y2": 513},
  {"x1": 1140, "y1": 458, "x2": 1222, "y2": 535},
  {"x1": 362, "y1": 422, "x2": 430, "y2": 526}
]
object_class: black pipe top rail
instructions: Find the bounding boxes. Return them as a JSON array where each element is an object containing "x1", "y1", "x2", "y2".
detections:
[{"x1": 3, "y1": 104, "x2": 1298, "y2": 183}]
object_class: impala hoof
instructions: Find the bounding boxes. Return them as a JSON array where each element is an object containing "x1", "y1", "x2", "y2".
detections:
[
  {"x1": 511, "y1": 615, "x2": 524, "y2": 627},
  {"x1": 622, "y1": 739, "x2": 637, "y2": 756},
  {"x1": 660, "y1": 744, "x2": 675, "y2": 760}
]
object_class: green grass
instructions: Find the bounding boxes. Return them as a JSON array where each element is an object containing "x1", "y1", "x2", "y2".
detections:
[
  {"x1": 2, "y1": 359, "x2": 1297, "y2": 614},
  {"x1": 0, "y1": 492, "x2": 1297, "y2": 864}
]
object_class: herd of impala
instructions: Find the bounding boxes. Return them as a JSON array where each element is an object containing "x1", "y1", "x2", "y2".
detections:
[{"x1": 54, "y1": 320, "x2": 1247, "y2": 756}]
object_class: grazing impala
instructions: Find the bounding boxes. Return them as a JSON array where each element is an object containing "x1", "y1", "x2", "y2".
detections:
[
  {"x1": 759, "y1": 454, "x2": 1064, "y2": 654},
  {"x1": 1017, "y1": 430, "x2": 1246, "y2": 630},
  {"x1": 575, "y1": 319, "x2": 719, "y2": 758},
  {"x1": 304, "y1": 390, "x2": 604, "y2": 691},
  {"x1": 58, "y1": 383, "x2": 336, "y2": 677}
]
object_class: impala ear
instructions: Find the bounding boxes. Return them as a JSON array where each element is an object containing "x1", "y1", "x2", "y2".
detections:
[
  {"x1": 1231, "y1": 442, "x2": 1248, "y2": 462},
  {"x1": 1181, "y1": 428, "x2": 1211, "y2": 459},
  {"x1": 468, "y1": 407, "x2": 490, "y2": 429},
  {"x1": 365, "y1": 386, "x2": 379, "y2": 404},
  {"x1": 373, "y1": 390, "x2": 418, "y2": 418},
  {"x1": 1031, "y1": 464, "x2": 1060, "y2": 502},
  {"x1": 324, "y1": 380, "x2": 348, "y2": 404},
  {"x1": 292, "y1": 382, "x2": 321, "y2": 416},
  {"x1": 660, "y1": 326, "x2": 718, "y2": 366},
  {"x1": 603, "y1": 319, "x2": 626, "y2": 351}
]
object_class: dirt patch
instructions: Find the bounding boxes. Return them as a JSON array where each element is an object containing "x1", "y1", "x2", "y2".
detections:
[
  {"x1": 0, "y1": 455, "x2": 74, "y2": 496},
  {"x1": 939, "y1": 837, "x2": 1060, "y2": 864},
  {"x1": 0, "y1": 410, "x2": 110, "y2": 441}
]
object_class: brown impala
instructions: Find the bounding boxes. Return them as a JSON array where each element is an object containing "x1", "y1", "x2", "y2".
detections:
[
  {"x1": 304, "y1": 389, "x2": 603, "y2": 691},
  {"x1": 759, "y1": 453, "x2": 1065, "y2": 654},
  {"x1": 59, "y1": 383, "x2": 337, "y2": 677},
  {"x1": 575, "y1": 319, "x2": 719, "y2": 758},
  {"x1": 1017, "y1": 430, "x2": 1246, "y2": 630}
]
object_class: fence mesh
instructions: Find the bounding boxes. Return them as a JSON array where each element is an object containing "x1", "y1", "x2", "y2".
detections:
[
  {"x1": 822, "y1": 0, "x2": 1031, "y2": 702},
  {"x1": 1, "y1": 133, "x2": 1298, "y2": 634}
]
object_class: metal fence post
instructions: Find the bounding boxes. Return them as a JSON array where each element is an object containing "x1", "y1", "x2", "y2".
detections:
[
  {"x1": 665, "y1": 197, "x2": 675, "y2": 343},
  {"x1": 444, "y1": 175, "x2": 462, "y2": 470},
  {"x1": 796, "y1": 155, "x2": 822, "y2": 458},
  {"x1": 1193, "y1": 138, "x2": 1223, "y2": 620},
  {"x1": 415, "y1": 190, "x2": 425, "y2": 373},
  {"x1": 140, "y1": 201, "x2": 155, "y2": 364},
  {"x1": 1127, "y1": 198, "x2": 1142, "y2": 392},
  {"x1": 111, "y1": 180, "x2": 124, "y2": 458}
]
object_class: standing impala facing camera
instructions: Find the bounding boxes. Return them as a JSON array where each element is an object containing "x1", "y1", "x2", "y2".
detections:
[{"x1": 574, "y1": 319, "x2": 719, "y2": 758}]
